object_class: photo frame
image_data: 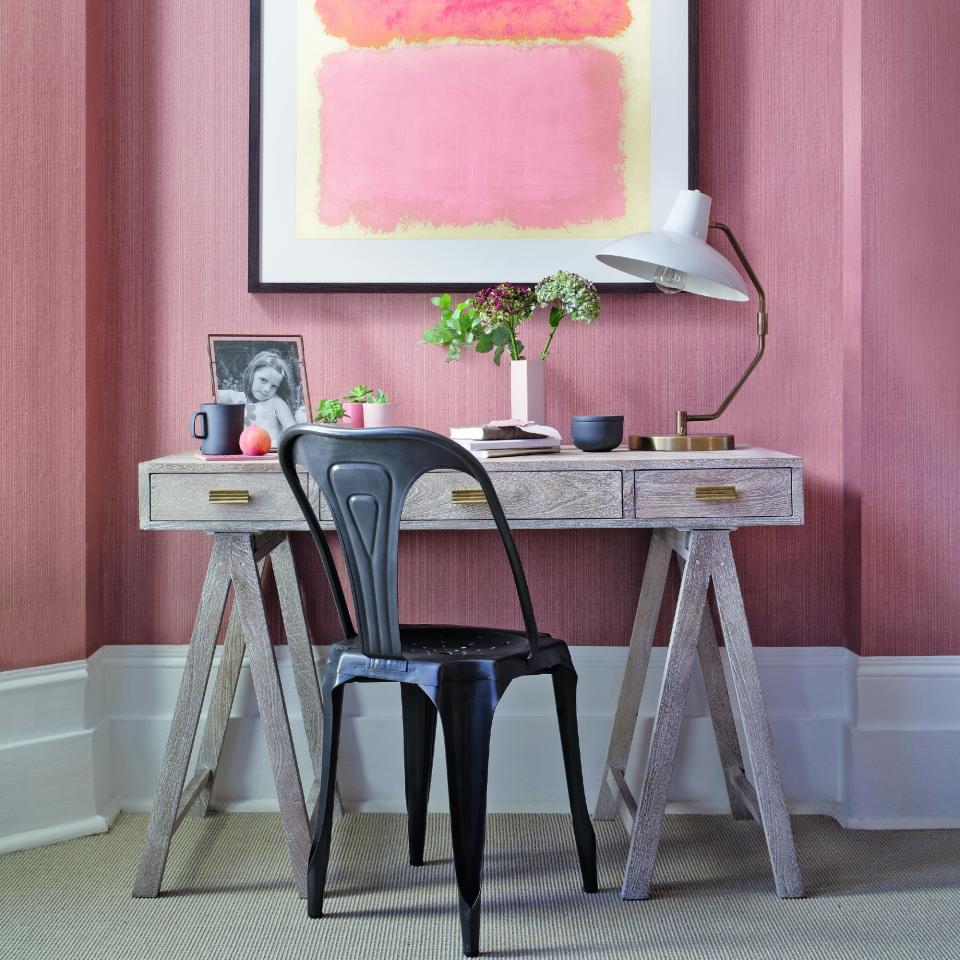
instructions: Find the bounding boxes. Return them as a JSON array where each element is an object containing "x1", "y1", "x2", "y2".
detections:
[
  {"x1": 249, "y1": 0, "x2": 698, "y2": 292},
  {"x1": 207, "y1": 334, "x2": 312, "y2": 449}
]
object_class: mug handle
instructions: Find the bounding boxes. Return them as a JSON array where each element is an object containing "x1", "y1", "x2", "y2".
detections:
[{"x1": 191, "y1": 411, "x2": 208, "y2": 440}]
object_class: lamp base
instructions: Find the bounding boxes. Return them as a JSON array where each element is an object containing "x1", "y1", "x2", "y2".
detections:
[{"x1": 629, "y1": 433, "x2": 735, "y2": 452}]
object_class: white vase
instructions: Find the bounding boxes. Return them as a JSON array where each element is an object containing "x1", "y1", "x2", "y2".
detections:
[{"x1": 510, "y1": 359, "x2": 545, "y2": 424}]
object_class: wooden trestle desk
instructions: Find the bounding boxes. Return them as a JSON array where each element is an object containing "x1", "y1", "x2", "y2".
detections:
[{"x1": 134, "y1": 445, "x2": 804, "y2": 900}]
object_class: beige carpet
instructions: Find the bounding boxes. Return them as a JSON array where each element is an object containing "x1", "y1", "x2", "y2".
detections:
[{"x1": 3, "y1": 812, "x2": 960, "y2": 960}]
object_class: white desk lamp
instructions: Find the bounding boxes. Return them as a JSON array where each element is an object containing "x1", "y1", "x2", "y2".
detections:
[{"x1": 596, "y1": 189, "x2": 766, "y2": 451}]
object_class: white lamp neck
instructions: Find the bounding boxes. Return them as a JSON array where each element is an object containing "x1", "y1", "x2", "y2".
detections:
[{"x1": 662, "y1": 189, "x2": 712, "y2": 240}]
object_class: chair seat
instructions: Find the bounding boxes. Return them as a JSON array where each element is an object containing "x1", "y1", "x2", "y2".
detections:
[
  {"x1": 401, "y1": 625, "x2": 561, "y2": 660},
  {"x1": 327, "y1": 626, "x2": 572, "y2": 687}
]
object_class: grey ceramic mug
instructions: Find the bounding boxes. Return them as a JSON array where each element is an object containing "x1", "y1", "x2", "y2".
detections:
[{"x1": 191, "y1": 403, "x2": 245, "y2": 455}]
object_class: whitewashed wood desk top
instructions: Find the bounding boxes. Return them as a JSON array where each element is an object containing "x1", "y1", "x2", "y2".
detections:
[{"x1": 139, "y1": 446, "x2": 803, "y2": 533}]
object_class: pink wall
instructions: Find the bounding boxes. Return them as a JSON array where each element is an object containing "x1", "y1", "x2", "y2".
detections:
[
  {"x1": 98, "y1": 0, "x2": 846, "y2": 655},
  {"x1": 0, "y1": 4, "x2": 95, "y2": 670},
  {"x1": 858, "y1": 0, "x2": 960, "y2": 656},
  {"x1": 3, "y1": 1, "x2": 957, "y2": 669}
]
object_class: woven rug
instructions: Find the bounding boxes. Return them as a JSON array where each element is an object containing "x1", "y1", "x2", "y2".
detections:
[{"x1": 3, "y1": 812, "x2": 960, "y2": 960}]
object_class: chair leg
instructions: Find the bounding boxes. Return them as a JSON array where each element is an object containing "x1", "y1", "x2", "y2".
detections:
[
  {"x1": 401, "y1": 683, "x2": 438, "y2": 866},
  {"x1": 436, "y1": 682, "x2": 498, "y2": 958},
  {"x1": 307, "y1": 682, "x2": 344, "y2": 918},
  {"x1": 551, "y1": 667, "x2": 599, "y2": 893}
]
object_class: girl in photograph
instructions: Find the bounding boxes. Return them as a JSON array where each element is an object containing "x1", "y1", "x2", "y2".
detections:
[{"x1": 217, "y1": 351, "x2": 305, "y2": 446}]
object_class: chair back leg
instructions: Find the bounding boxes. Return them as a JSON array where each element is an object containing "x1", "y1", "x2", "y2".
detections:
[
  {"x1": 308, "y1": 682, "x2": 344, "y2": 918},
  {"x1": 436, "y1": 681, "x2": 499, "y2": 958},
  {"x1": 552, "y1": 666, "x2": 599, "y2": 893},
  {"x1": 401, "y1": 682, "x2": 438, "y2": 866}
]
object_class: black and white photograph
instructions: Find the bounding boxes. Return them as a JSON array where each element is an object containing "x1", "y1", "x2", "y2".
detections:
[{"x1": 207, "y1": 334, "x2": 311, "y2": 447}]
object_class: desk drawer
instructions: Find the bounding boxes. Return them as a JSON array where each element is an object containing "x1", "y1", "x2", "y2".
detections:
[
  {"x1": 634, "y1": 468, "x2": 792, "y2": 520},
  {"x1": 320, "y1": 470, "x2": 623, "y2": 522},
  {"x1": 150, "y1": 472, "x2": 309, "y2": 523}
]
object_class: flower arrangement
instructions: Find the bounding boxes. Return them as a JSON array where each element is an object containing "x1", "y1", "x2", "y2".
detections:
[
  {"x1": 535, "y1": 271, "x2": 602, "y2": 360},
  {"x1": 422, "y1": 273, "x2": 599, "y2": 365},
  {"x1": 470, "y1": 283, "x2": 537, "y2": 364}
]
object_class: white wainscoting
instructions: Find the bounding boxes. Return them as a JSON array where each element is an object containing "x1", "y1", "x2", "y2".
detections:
[{"x1": 1, "y1": 644, "x2": 959, "y2": 852}]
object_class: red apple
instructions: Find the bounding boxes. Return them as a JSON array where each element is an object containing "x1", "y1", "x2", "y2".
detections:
[{"x1": 239, "y1": 425, "x2": 271, "y2": 456}]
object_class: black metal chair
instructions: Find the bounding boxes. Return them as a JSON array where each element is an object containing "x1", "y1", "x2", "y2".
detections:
[{"x1": 279, "y1": 424, "x2": 597, "y2": 957}]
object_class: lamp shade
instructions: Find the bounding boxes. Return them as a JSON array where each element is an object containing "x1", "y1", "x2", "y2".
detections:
[{"x1": 596, "y1": 190, "x2": 749, "y2": 301}]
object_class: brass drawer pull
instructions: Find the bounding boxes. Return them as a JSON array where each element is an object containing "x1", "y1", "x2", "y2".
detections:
[
  {"x1": 694, "y1": 485, "x2": 738, "y2": 502},
  {"x1": 209, "y1": 489, "x2": 251, "y2": 505},
  {"x1": 451, "y1": 489, "x2": 487, "y2": 505}
]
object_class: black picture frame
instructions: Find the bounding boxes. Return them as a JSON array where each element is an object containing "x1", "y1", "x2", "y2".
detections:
[
  {"x1": 207, "y1": 333, "x2": 312, "y2": 449},
  {"x1": 248, "y1": 0, "x2": 699, "y2": 293}
]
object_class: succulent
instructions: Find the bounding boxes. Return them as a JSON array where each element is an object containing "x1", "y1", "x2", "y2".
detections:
[
  {"x1": 314, "y1": 398, "x2": 346, "y2": 424},
  {"x1": 342, "y1": 384, "x2": 373, "y2": 403}
]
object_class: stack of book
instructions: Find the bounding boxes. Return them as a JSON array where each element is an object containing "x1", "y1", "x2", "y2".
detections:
[{"x1": 450, "y1": 424, "x2": 560, "y2": 459}]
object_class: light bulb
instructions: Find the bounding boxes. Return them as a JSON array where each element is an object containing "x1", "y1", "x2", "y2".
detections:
[{"x1": 654, "y1": 265, "x2": 687, "y2": 295}]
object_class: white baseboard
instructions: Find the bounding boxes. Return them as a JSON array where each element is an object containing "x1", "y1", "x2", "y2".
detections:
[{"x1": 2, "y1": 644, "x2": 959, "y2": 852}]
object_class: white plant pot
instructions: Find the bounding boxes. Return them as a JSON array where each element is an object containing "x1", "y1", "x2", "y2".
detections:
[
  {"x1": 510, "y1": 359, "x2": 545, "y2": 424},
  {"x1": 362, "y1": 403, "x2": 394, "y2": 428}
]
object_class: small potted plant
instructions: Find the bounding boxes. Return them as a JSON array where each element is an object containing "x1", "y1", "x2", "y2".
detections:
[
  {"x1": 314, "y1": 398, "x2": 346, "y2": 424},
  {"x1": 362, "y1": 388, "x2": 394, "y2": 428},
  {"x1": 341, "y1": 384, "x2": 373, "y2": 427}
]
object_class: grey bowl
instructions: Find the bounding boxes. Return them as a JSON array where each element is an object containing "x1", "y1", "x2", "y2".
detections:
[{"x1": 571, "y1": 415, "x2": 624, "y2": 452}]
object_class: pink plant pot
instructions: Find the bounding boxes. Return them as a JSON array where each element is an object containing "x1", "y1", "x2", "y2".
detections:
[
  {"x1": 362, "y1": 403, "x2": 394, "y2": 428},
  {"x1": 342, "y1": 402, "x2": 365, "y2": 428}
]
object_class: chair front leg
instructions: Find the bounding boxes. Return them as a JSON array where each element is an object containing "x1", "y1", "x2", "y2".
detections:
[
  {"x1": 436, "y1": 681, "x2": 498, "y2": 958},
  {"x1": 308, "y1": 681, "x2": 344, "y2": 918},
  {"x1": 551, "y1": 666, "x2": 598, "y2": 893},
  {"x1": 401, "y1": 682, "x2": 438, "y2": 866}
]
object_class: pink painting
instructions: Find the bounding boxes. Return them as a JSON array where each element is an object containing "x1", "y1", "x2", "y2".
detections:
[
  {"x1": 268, "y1": 0, "x2": 674, "y2": 285},
  {"x1": 315, "y1": 44, "x2": 626, "y2": 233}
]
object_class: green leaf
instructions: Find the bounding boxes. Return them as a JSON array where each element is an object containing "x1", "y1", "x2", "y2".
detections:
[
  {"x1": 476, "y1": 334, "x2": 493, "y2": 353},
  {"x1": 549, "y1": 306, "x2": 564, "y2": 328},
  {"x1": 447, "y1": 345, "x2": 461, "y2": 361},
  {"x1": 494, "y1": 344, "x2": 504, "y2": 366},
  {"x1": 512, "y1": 339, "x2": 524, "y2": 360},
  {"x1": 491, "y1": 325, "x2": 511, "y2": 345}
]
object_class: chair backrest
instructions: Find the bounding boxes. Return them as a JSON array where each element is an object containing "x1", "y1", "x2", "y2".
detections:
[{"x1": 278, "y1": 424, "x2": 539, "y2": 660}]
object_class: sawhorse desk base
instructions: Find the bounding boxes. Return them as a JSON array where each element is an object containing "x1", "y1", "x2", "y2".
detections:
[
  {"x1": 133, "y1": 532, "x2": 338, "y2": 899},
  {"x1": 594, "y1": 528, "x2": 804, "y2": 900}
]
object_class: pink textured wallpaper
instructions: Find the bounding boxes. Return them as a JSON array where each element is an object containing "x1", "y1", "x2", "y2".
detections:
[
  {"x1": 0, "y1": 3, "x2": 90, "y2": 670},
  {"x1": 99, "y1": 0, "x2": 846, "y2": 655},
  {"x1": 858, "y1": 0, "x2": 960, "y2": 656},
  {"x1": 4, "y1": 1, "x2": 957, "y2": 669}
]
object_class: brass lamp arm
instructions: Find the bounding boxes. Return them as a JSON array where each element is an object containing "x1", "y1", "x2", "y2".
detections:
[{"x1": 676, "y1": 221, "x2": 768, "y2": 436}]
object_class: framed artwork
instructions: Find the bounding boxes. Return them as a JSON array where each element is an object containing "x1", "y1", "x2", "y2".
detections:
[
  {"x1": 208, "y1": 334, "x2": 312, "y2": 448},
  {"x1": 249, "y1": 0, "x2": 698, "y2": 292}
]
